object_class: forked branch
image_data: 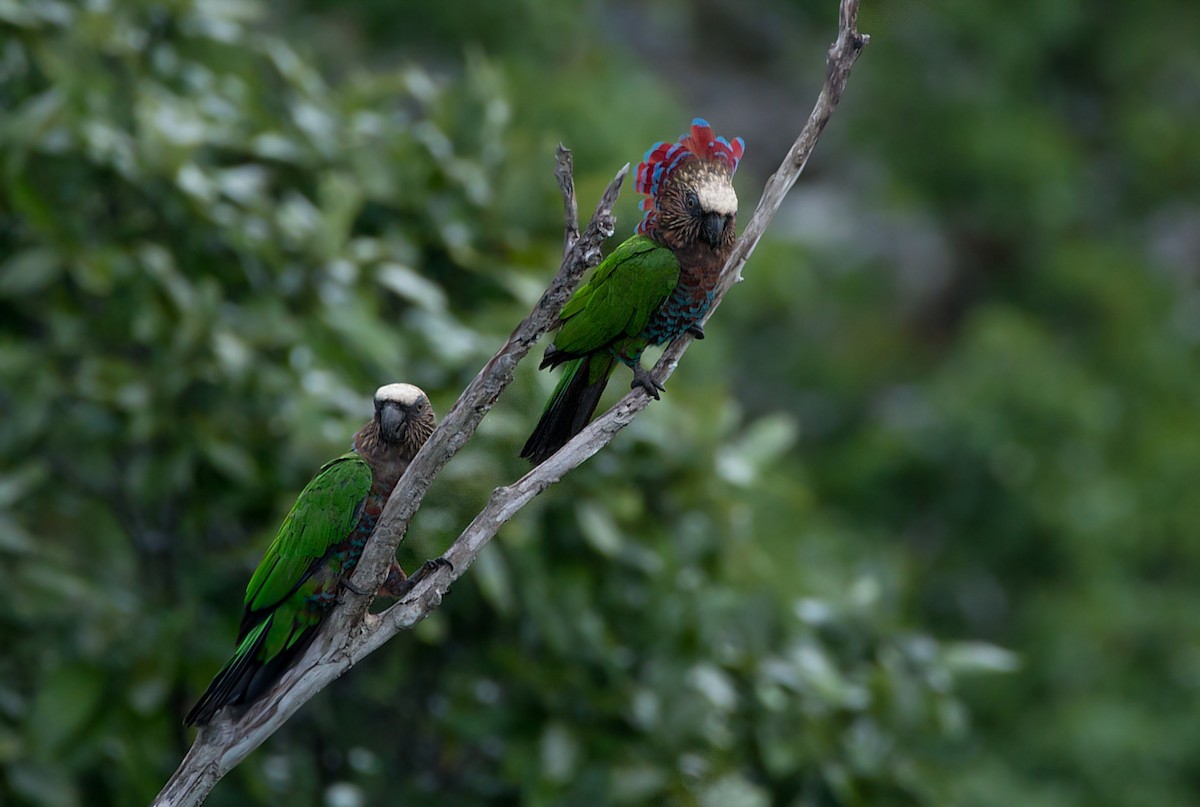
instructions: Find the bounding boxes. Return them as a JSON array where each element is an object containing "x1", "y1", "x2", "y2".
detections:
[{"x1": 153, "y1": 2, "x2": 868, "y2": 804}]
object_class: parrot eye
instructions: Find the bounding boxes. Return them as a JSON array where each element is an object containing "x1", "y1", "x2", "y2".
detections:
[{"x1": 685, "y1": 191, "x2": 701, "y2": 215}]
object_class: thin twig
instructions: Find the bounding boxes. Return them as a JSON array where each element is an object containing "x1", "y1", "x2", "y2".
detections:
[
  {"x1": 153, "y1": 2, "x2": 867, "y2": 803},
  {"x1": 555, "y1": 144, "x2": 580, "y2": 252}
]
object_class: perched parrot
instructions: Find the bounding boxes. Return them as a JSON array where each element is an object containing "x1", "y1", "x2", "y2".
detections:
[
  {"x1": 184, "y1": 383, "x2": 438, "y2": 727},
  {"x1": 520, "y1": 118, "x2": 745, "y2": 464}
]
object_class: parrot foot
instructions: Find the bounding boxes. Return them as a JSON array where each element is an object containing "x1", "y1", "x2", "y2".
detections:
[
  {"x1": 390, "y1": 557, "x2": 454, "y2": 600},
  {"x1": 686, "y1": 323, "x2": 705, "y2": 340},
  {"x1": 630, "y1": 365, "x2": 665, "y2": 400},
  {"x1": 342, "y1": 558, "x2": 446, "y2": 600}
]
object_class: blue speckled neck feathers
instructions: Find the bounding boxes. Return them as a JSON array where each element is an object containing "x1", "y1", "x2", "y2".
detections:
[
  {"x1": 519, "y1": 120, "x2": 746, "y2": 465},
  {"x1": 643, "y1": 271, "x2": 718, "y2": 350}
]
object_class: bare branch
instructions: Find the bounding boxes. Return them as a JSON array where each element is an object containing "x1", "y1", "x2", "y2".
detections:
[
  {"x1": 555, "y1": 144, "x2": 580, "y2": 252},
  {"x1": 154, "y1": 2, "x2": 867, "y2": 803}
]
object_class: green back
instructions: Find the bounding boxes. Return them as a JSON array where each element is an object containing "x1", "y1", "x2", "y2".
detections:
[
  {"x1": 554, "y1": 235, "x2": 679, "y2": 355},
  {"x1": 243, "y1": 452, "x2": 372, "y2": 612}
]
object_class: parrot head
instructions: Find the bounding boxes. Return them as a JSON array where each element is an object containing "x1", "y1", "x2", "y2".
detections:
[
  {"x1": 635, "y1": 118, "x2": 745, "y2": 252},
  {"x1": 372, "y1": 383, "x2": 435, "y2": 451}
]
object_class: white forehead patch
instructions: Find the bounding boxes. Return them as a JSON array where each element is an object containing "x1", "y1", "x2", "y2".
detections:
[
  {"x1": 694, "y1": 173, "x2": 738, "y2": 217},
  {"x1": 375, "y1": 382, "x2": 427, "y2": 406}
]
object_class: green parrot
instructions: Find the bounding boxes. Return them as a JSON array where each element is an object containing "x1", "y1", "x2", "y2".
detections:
[
  {"x1": 520, "y1": 118, "x2": 745, "y2": 464},
  {"x1": 184, "y1": 383, "x2": 437, "y2": 727}
]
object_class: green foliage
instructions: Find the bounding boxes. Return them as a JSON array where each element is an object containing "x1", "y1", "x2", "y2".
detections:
[
  {"x1": 3, "y1": 0, "x2": 1198, "y2": 806},
  {"x1": 0, "y1": 1, "x2": 533, "y2": 803}
]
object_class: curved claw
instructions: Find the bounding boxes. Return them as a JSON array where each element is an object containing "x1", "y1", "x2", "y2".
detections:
[
  {"x1": 422, "y1": 557, "x2": 455, "y2": 576},
  {"x1": 686, "y1": 323, "x2": 705, "y2": 340},
  {"x1": 630, "y1": 365, "x2": 665, "y2": 400},
  {"x1": 341, "y1": 577, "x2": 370, "y2": 597}
]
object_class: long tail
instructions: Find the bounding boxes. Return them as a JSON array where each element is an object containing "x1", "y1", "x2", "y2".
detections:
[
  {"x1": 520, "y1": 354, "x2": 615, "y2": 464},
  {"x1": 184, "y1": 612, "x2": 317, "y2": 727}
]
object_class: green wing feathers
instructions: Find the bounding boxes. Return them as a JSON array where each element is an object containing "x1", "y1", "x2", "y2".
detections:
[
  {"x1": 184, "y1": 453, "x2": 369, "y2": 726},
  {"x1": 554, "y1": 235, "x2": 679, "y2": 356},
  {"x1": 243, "y1": 453, "x2": 371, "y2": 618},
  {"x1": 520, "y1": 235, "x2": 680, "y2": 464}
]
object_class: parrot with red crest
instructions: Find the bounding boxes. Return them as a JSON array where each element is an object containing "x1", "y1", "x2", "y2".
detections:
[{"x1": 521, "y1": 118, "x2": 744, "y2": 464}]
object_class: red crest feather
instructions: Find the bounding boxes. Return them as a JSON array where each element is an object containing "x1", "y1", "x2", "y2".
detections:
[{"x1": 635, "y1": 118, "x2": 744, "y2": 237}]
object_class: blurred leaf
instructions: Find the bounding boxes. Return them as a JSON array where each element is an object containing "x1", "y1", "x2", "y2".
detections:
[
  {"x1": 715, "y1": 414, "x2": 798, "y2": 487},
  {"x1": 27, "y1": 664, "x2": 105, "y2": 757},
  {"x1": 473, "y1": 544, "x2": 515, "y2": 617},
  {"x1": 576, "y1": 501, "x2": 623, "y2": 557},
  {"x1": 943, "y1": 642, "x2": 1021, "y2": 675},
  {"x1": 376, "y1": 262, "x2": 448, "y2": 312},
  {"x1": 0, "y1": 248, "x2": 61, "y2": 296},
  {"x1": 7, "y1": 761, "x2": 77, "y2": 807}
]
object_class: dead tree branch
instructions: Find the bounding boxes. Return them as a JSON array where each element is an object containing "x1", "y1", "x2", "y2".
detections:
[{"x1": 153, "y1": 2, "x2": 867, "y2": 803}]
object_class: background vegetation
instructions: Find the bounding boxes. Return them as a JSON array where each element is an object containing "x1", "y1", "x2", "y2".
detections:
[{"x1": 2, "y1": 0, "x2": 1198, "y2": 805}]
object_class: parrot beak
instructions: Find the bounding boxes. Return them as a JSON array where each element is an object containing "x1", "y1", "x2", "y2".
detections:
[
  {"x1": 378, "y1": 402, "x2": 407, "y2": 443},
  {"x1": 702, "y1": 211, "x2": 726, "y2": 247}
]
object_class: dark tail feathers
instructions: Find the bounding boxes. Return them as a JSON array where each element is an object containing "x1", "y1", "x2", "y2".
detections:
[
  {"x1": 184, "y1": 614, "x2": 315, "y2": 727},
  {"x1": 520, "y1": 354, "x2": 614, "y2": 464}
]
